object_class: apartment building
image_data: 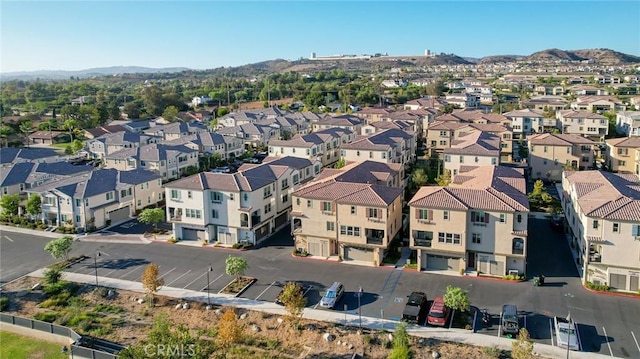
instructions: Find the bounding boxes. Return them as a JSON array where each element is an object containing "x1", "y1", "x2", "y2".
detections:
[
  {"x1": 291, "y1": 163, "x2": 404, "y2": 264},
  {"x1": 605, "y1": 137, "x2": 640, "y2": 173},
  {"x1": 217, "y1": 122, "x2": 281, "y2": 150},
  {"x1": 443, "y1": 131, "x2": 501, "y2": 176},
  {"x1": 1, "y1": 162, "x2": 93, "y2": 198},
  {"x1": 26, "y1": 168, "x2": 162, "y2": 230},
  {"x1": 408, "y1": 166, "x2": 529, "y2": 276},
  {"x1": 0, "y1": 147, "x2": 61, "y2": 166},
  {"x1": 268, "y1": 128, "x2": 355, "y2": 168},
  {"x1": 86, "y1": 131, "x2": 160, "y2": 159},
  {"x1": 164, "y1": 156, "x2": 320, "y2": 245},
  {"x1": 104, "y1": 143, "x2": 199, "y2": 182},
  {"x1": 528, "y1": 133, "x2": 596, "y2": 182},
  {"x1": 520, "y1": 95, "x2": 568, "y2": 112},
  {"x1": 561, "y1": 170, "x2": 640, "y2": 292},
  {"x1": 361, "y1": 120, "x2": 414, "y2": 136},
  {"x1": 557, "y1": 110, "x2": 608, "y2": 141},
  {"x1": 340, "y1": 129, "x2": 416, "y2": 166},
  {"x1": 353, "y1": 107, "x2": 394, "y2": 123},
  {"x1": 616, "y1": 111, "x2": 640, "y2": 137},
  {"x1": 426, "y1": 121, "x2": 467, "y2": 155},
  {"x1": 504, "y1": 109, "x2": 545, "y2": 139},
  {"x1": 570, "y1": 96, "x2": 626, "y2": 113},
  {"x1": 143, "y1": 121, "x2": 209, "y2": 141},
  {"x1": 312, "y1": 115, "x2": 363, "y2": 133}
]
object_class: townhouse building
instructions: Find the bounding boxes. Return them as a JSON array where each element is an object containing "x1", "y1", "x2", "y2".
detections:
[
  {"x1": 217, "y1": 122, "x2": 280, "y2": 150},
  {"x1": 570, "y1": 96, "x2": 626, "y2": 113},
  {"x1": 616, "y1": 111, "x2": 640, "y2": 137},
  {"x1": 340, "y1": 129, "x2": 416, "y2": 166},
  {"x1": 291, "y1": 161, "x2": 404, "y2": 264},
  {"x1": 1, "y1": 162, "x2": 93, "y2": 198},
  {"x1": 353, "y1": 107, "x2": 394, "y2": 123},
  {"x1": 557, "y1": 110, "x2": 608, "y2": 141},
  {"x1": 504, "y1": 109, "x2": 545, "y2": 139},
  {"x1": 104, "y1": 143, "x2": 199, "y2": 182},
  {"x1": 408, "y1": 166, "x2": 529, "y2": 276},
  {"x1": 0, "y1": 147, "x2": 61, "y2": 166},
  {"x1": 268, "y1": 128, "x2": 354, "y2": 168},
  {"x1": 528, "y1": 133, "x2": 596, "y2": 182},
  {"x1": 605, "y1": 137, "x2": 640, "y2": 173},
  {"x1": 443, "y1": 131, "x2": 501, "y2": 175},
  {"x1": 444, "y1": 93, "x2": 480, "y2": 109},
  {"x1": 164, "y1": 156, "x2": 320, "y2": 245},
  {"x1": 520, "y1": 95, "x2": 568, "y2": 112},
  {"x1": 143, "y1": 121, "x2": 209, "y2": 141},
  {"x1": 361, "y1": 120, "x2": 414, "y2": 136},
  {"x1": 561, "y1": 170, "x2": 640, "y2": 292},
  {"x1": 86, "y1": 131, "x2": 160, "y2": 159},
  {"x1": 26, "y1": 168, "x2": 162, "y2": 230},
  {"x1": 425, "y1": 121, "x2": 467, "y2": 155},
  {"x1": 403, "y1": 97, "x2": 446, "y2": 111},
  {"x1": 312, "y1": 115, "x2": 363, "y2": 134}
]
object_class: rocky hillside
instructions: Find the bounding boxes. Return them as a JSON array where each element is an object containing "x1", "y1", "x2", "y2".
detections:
[{"x1": 525, "y1": 48, "x2": 640, "y2": 64}]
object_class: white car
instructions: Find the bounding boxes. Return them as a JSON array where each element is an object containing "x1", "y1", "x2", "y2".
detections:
[{"x1": 554, "y1": 316, "x2": 580, "y2": 351}]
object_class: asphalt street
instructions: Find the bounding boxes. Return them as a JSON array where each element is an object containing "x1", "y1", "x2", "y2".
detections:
[{"x1": 1, "y1": 218, "x2": 639, "y2": 357}]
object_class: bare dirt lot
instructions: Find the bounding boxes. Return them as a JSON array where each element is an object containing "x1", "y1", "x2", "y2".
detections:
[{"x1": 2, "y1": 276, "x2": 514, "y2": 358}]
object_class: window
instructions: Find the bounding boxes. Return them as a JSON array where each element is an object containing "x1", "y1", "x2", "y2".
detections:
[
  {"x1": 566, "y1": 147, "x2": 571, "y2": 154},
  {"x1": 296, "y1": 198, "x2": 300, "y2": 206},
  {"x1": 106, "y1": 192, "x2": 114, "y2": 201},
  {"x1": 618, "y1": 160, "x2": 626, "y2": 166},
  {"x1": 243, "y1": 193, "x2": 249, "y2": 201},
  {"x1": 475, "y1": 156, "x2": 479, "y2": 163},
  {"x1": 443, "y1": 211, "x2": 449, "y2": 220},
  {"x1": 499, "y1": 214, "x2": 506, "y2": 223},
  {"x1": 382, "y1": 152, "x2": 386, "y2": 159},
  {"x1": 593, "y1": 220, "x2": 599, "y2": 229},
  {"x1": 263, "y1": 187, "x2": 272, "y2": 199},
  {"x1": 187, "y1": 191, "x2": 192, "y2": 199},
  {"x1": 282, "y1": 194, "x2": 288, "y2": 203},
  {"x1": 459, "y1": 156, "x2": 464, "y2": 163},
  {"x1": 632, "y1": 224, "x2": 640, "y2": 237},
  {"x1": 293, "y1": 174, "x2": 299, "y2": 185},
  {"x1": 350, "y1": 206, "x2": 356, "y2": 215},
  {"x1": 491, "y1": 158, "x2": 497, "y2": 165},
  {"x1": 230, "y1": 193, "x2": 235, "y2": 201},
  {"x1": 170, "y1": 189, "x2": 180, "y2": 200},
  {"x1": 543, "y1": 146, "x2": 548, "y2": 153},
  {"x1": 137, "y1": 200, "x2": 142, "y2": 206},
  {"x1": 326, "y1": 221, "x2": 335, "y2": 231},
  {"x1": 340, "y1": 225, "x2": 360, "y2": 236},
  {"x1": 75, "y1": 215, "x2": 80, "y2": 223},
  {"x1": 444, "y1": 155, "x2": 451, "y2": 162},
  {"x1": 212, "y1": 209, "x2": 219, "y2": 218},
  {"x1": 472, "y1": 233, "x2": 482, "y2": 244},
  {"x1": 517, "y1": 214, "x2": 522, "y2": 223},
  {"x1": 211, "y1": 191, "x2": 223, "y2": 203},
  {"x1": 418, "y1": 209, "x2": 433, "y2": 221},
  {"x1": 76, "y1": 199, "x2": 81, "y2": 207},
  {"x1": 185, "y1": 209, "x2": 202, "y2": 219},
  {"x1": 369, "y1": 152, "x2": 373, "y2": 159},
  {"x1": 367, "y1": 208, "x2": 379, "y2": 218},
  {"x1": 613, "y1": 223, "x2": 619, "y2": 233},
  {"x1": 438, "y1": 232, "x2": 461, "y2": 244},
  {"x1": 281, "y1": 178, "x2": 289, "y2": 189},
  {"x1": 264, "y1": 203, "x2": 272, "y2": 213},
  {"x1": 307, "y1": 199, "x2": 312, "y2": 208},
  {"x1": 471, "y1": 211, "x2": 489, "y2": 223},
  {"x1": 322, "y1": 201, "x2": 332, "y2": 212}
]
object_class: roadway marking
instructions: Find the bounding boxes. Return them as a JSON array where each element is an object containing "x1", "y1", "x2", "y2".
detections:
[
  {"x1": 302, "y1": 285, "x2": 313, "y2": 297},
  {"x1": 165, "y1": 270, "x2": 191, "y2": 287},
  {"x1": 313, "y1": 302, "x2": 320, "y2": 309},
  {"x1": 183, "y1": 272, "x2": 207, "y2": 289},
  {"x1": 631, "y1": 331, "x2": 640, "y2": 355},
  {"x1": 118, "y1": 265, "x2": 144, "y2": 280},
  {"x1": 200, "y1": 274, "x2": 224, "y2": 291},
  {"x1": 549, "y1": 319, "x2": 555, "y2": 346},
  {"x1": 472, "y1": 310, "x2": 478, "y2": 332},
  {"x1": 602, "y1": 326, "x2": 613, "y2": 357},
  {"x1": 497, "y1": 312, "x2": 503, "y2": 337},
  {"x1": 523, "y1": 315, "x2": 527, "y2": 331},
  {"x1": 255, "y1": 281, "x2": 276, "y2": 300},
  {"x1": 158, "y1": 267, "x2": 176, "y2": 279},
  {"x1": 103, "y1": 257, "x2": 133, "y2": 276},
  {"x1": 3, "y1": 236, "x2": 14, "y2": 242},
  {"x1": 449, "y1": 309, "x2": 455, "y2": 330}
]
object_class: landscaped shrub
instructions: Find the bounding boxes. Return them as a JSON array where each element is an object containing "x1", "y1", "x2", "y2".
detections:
[
  {"x1": 34, "y1": 311, "x2": 58, "y2": 323},
  {"x1": 585, "y1": 281, "x2": 610, "y2": 291},
  {"x1": 44, "y1": 267, "x2": 63, "y2": 285},
  {"x1": 232, "y1": 243, "x2": 243, "y2": 249},
  {"x1": 0, "y1": 297, "x2": 9, "y2": 311}
]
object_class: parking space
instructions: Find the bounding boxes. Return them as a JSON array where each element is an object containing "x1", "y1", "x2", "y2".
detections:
[{"x1": 106, "y1": 218, "x2": 171, "y2": 235}]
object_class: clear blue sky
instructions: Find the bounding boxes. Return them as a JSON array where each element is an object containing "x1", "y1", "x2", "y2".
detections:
[{"x1": 1, "y1": 1, "x2": 639, "y2": 72}]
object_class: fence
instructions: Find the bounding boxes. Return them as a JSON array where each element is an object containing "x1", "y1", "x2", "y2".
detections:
[{"x1": 0, "y1": 313, "x2": 118, "y2": 359}]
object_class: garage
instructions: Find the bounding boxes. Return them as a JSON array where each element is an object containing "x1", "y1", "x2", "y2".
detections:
[
  {"x1": 254, "y1": 223, "x2": 270, "y2": 242},
  {"x1": 274, "y1": 212, "x2": 288, "y2": 229},
  {"x1": 344, "y1": 246, "x2": 373, "y2": 262},
  {"x1": 630, "y1": 275, "x2": 639, "y2": 292},
  {"x1": 426, "y1": 255, "x2": 459, "y2": 271},
  {"x1": 107, "y1": 206, "x2": 130, "y2": 224},
  {"x1": 308, "y1": 240, "x2": 329, "y2": 257},
  {"x1": 610, "y1": 273, "x2": 627, "y2": 290},
  {"x1": 182, "y1": 228, "x2": 206, "y2": 241},
  {"x1": 490, "y1": 260, "x2": 505, "y2": 276}
]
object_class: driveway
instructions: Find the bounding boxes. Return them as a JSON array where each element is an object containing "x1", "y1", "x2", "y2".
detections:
[{"x1": 105, "y1": 219, "x2": 171, "y2": 235}]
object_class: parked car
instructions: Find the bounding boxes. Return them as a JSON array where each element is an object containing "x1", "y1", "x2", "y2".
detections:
[
  {"x1": 427, "y1": 296, "x2": 451, "y2": 326},
  {"x1": 554, "y1": 316, "x2": 580, "y2": 351},
  {"x1": 319, "y1": 282, "x2": 344, "y2": 309},
  {"x1": 212, "y1": 166, "x2": 232, "y2": 173},
  {"x1": 501, "y1": 304, "x2": 519, "y2": 336},
  {"x1": 402, "y1": 292, "x2": 428, "y2": 323},
  {"x1": 550, "y1": 215, "x2": 563, "y2": 231}
]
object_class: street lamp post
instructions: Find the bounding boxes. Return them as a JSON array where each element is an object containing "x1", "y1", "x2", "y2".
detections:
[
  {"x1": 93, "y1": 251, "x2": 101, "y2": 290},
  {"x1": 566, "y1": 312, "x2": 571, "y2": 359},
  {"x1": 358, "y1": 286, "x2": 363, "y2": 329},
  {"x1": 206, "y1": 264, "x2": 213, "y2": 307}
]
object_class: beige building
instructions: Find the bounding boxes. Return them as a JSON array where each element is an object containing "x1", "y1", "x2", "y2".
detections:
[
  {"x1": 443, "y1": 131, "x2": 501, "y2": 176},
  {"x1": 561, "y1": 171, "x2": 640, "y2": 292},
  {"x1": 570, "y1": 96, "x2": 626, "y2": 113},
  {"x1": 557, "y1": 110, "x2": 608, "y2": 141},
  {"x1": 340, "y1": 129, "x2": 416, "y2": 166},
  {"x1": 268, "y1": 128, "x2": 355, "y2": 168},
  {"x1": 104, "y1": 143, "x2": 199, "y2": 182},
  {"x1": 291, "y1": 165, "x2": 404, "y2": 265},
  {"x1": 528, "y1": 133, "x2": 596, "y2": 182},
  {"x1": 408, "y1": 166, "x2": 529, "y2": 276},
  {"x1": 605, "y1": 137, "x2": 640, "y2": 173},
  {"x1": 426, "y1": 121, "x2": 467, "y2": 155},
  {"x1": 312, "y1": 115, "x2": 363, "y2": 133}
]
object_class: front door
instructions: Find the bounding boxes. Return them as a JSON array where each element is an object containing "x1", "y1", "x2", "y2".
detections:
[{"x1": 467, "y1": 252, "x2": 476, "y2": 269}]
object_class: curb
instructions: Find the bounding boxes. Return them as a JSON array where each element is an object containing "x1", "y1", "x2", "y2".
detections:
[
  {"x1": 290, "y1": 253, "x2": 341, "y2": 263},
  {"x1": 472, "y1": 275, "x2": 526, "y2": 284},
  {"x1": 0, "y1": 225, "x2": 65, "y2": 239},
  {"x1": 583, "y1": 285, "x2": 640, "y2": 299}
]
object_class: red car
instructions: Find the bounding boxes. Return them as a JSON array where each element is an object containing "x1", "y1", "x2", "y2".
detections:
[{"x1": 427, "y1": 296, "x2": 451, "y2": 326}]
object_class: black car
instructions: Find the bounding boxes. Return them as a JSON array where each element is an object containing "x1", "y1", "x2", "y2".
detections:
[
  {"x1": 402, "y1": 292, "x2": 428, "y2": 323},
  {"x1": 550, "y1": 215, "x2": 563, "y2": 230}
]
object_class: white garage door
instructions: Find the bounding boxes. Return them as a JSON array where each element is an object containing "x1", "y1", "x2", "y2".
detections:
[
  {"x1": 610, "y1": 273, "x2": 627, "y2": 290},
  {"x1": 183, "y1": 228, "x2": 206, "y2": 241},
  {"x1": 344, "y1": 246, "x2": 372, "y2": 262},
  {"x1": 490, "y1": 261, "x2": 504, "y2": 276},
  {"x1": 426, "y1": 255, "x2": 459, "y2": 271},
  {"x1": 108, "y1": 206, "x2": 130, "y2": 224},
  {"x1": 307, "y1": 241, "x2": 329, "y2": 257}
]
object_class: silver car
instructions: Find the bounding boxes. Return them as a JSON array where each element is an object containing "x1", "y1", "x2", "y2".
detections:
[{"x1": 320, "y1": 282, "x2": 344, "y2": 309}]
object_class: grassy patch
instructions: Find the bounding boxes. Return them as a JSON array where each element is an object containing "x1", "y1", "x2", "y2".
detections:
[{"x1": 0, "y1": 331, "x2": 67, "y2": 359}]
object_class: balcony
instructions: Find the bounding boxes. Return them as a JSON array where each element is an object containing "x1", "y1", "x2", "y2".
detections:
[
  {"x1": 472, "y1": 222, "x2": 487, "y2": 227},
  {"x1": 241, "y1": 221, "x2": 249, "y2": 228},
  {"x1": 413, "y1": 238, "x2": 432, "y2": 248},
  {"x1": 322, "y1": 211, "x2": 334, "y2": 216},
  {"x1": 512, "y1": 238, "x2": 524, "y2": 255},
  {"x1": 251, "y1": 216, "x2": 261, "y2": 227},
  {"x1": 417, "y1": 219, "x2": 435, "y2": 225},
  {"x1": 365, "y1": 228, "x2": 385, "y2": 246},
  {"x1": 367, "y1": 217, "x2": 385, "y2": 223},
  {"x1": 169, "y1": 208, "x2": 182, "y2": 222},
  {"x1": 366, "y1": 236, "x2": 384, "y2": 246}
]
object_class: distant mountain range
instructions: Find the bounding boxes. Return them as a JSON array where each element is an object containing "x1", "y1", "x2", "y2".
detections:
[
  {"x1": 0, "y1": 66, "x2": 191, "y2": 81},
  {"x1": 2, "y1": 48, "x2": 639, "y2": 81}
]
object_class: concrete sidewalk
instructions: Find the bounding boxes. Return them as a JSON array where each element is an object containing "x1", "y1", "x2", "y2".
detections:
[
  {"x1": 0, "y1": 224, "x2": 64, "y2": 239},
  {"x1": 25, "y1": 269, "x2": 614, "y2": 359}
]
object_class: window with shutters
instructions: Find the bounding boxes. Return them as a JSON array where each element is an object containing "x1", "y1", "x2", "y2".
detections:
[
  {"x1": 471, "y1": 211, "x2": 489, "y2": 226},
  {"x1": 632, "y1": 224, "x2": 640, "y2": 237},
  {"x1": 326, "y1": 221, "x2": 335, "y2": 231},
  {"x1": 322, "y1": 201, "x2": 333, "y2": 214},
  {"x1": 417, "y1": 209, "x2": 434, "y2": 223},
  {"x1": 367, "y1": 208, "x2": 383, "y2": 222}
]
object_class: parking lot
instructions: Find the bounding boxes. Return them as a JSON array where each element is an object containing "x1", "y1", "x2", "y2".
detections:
[{"x1": 8, "y1": 216, "x2": 637, "y2": 357}]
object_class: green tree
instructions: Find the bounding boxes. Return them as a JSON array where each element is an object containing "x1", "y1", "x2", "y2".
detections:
[
  {"x1": 162, "y1": 105, "x2": 179, "y2": 123},
  {"x1": 64, "y1": 145, "x2": 73, "y2": 155},
  {"x1": 43, "y1": 266, "x2": 62, "y2": 285},
  {"x1": 19, "y1": 120, "x2": 33, "y2": 147},
  {"x1": 333, "y1": 157, "x2": 346, "y2": 169},
  {"x1": 25, "y1": 195, "x2": 41, "y2": 218},
  {"x1": 44, "y1": 236, "x2": 73, "y2": 261},
  {"x1": 123, "y1": 102, "x2": 141, "y2": 119},
  {"x1": 71, "y1": 139, "x2": 84, "y2": 153},
  {"x1": 443, "y1": 285, "x2": 470, "y2": 312},
  {"x1": 411, "y1": 168, "x2": 428, "y2": 189},
  {"x1": 216, "y1": 107, "x2": 229, "y2": 117},
  {"x1": 62, "y1": 119, "x2": 77, "y2": 142},
  {"x1": 517, "y1": 138, "x2": 528, "y2": 160},
  {"x1": 511, "y1": 328, "x2": 534, "y2": 359},
  {"x1": 436, "y1": 169, "x2": 451, "y2": 186},
  {"x1": 0, "y1": 125, "x2": 14, "y2": 147},
  {"x1": 388, "y1": 321, "x2": 410, "y2": 359},
  {"x1": 108, "y1": 102, "x2": 121, "y2": 121},
  {"x1": 279, "y1": 282, "x2": 307, "y2": 324},
  {"x1": 225, "y1": 255, "x2": 248, "y2": 281},
  {"x1": 0, "y1": 194, "x2": 20, "y2": 215},
  {"x1": 138, "y1": 208, "x2": 165, "y2": 230},
  {"x1": 141, "y1": 263, "x2": 164, "y2": 308}
]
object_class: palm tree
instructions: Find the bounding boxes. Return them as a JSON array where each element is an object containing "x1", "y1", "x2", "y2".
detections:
[
  {"x1": 19, "y1": 121, "x2": 33, "y2": 148},
  {"x1": 63, "y1": 119, "x2": 77, "y2": 142},
  {"x1": 0, "y1": 125, "x2": 13, "y2": 147}
]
